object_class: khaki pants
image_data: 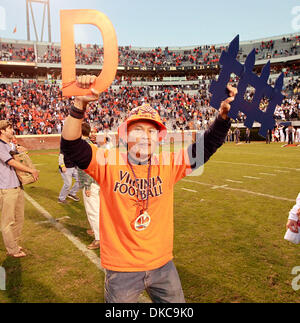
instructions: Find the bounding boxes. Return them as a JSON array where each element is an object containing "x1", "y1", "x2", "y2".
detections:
[{"x1": 0, "y1": 187, "x2": 24, "y2": 255}]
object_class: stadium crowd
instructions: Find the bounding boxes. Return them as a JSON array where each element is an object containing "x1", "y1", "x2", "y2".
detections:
[
  {"x1": 1, "y1": 34, "x2": 300, "y2": 68},
  {"x1": 1, "y1": 33, "x2": 300, "y2": 135},
  {"x1": 0, "y1": 80, "x2": 219, "y2": 134},
  {"x1": 0, "y1": 72, "x2": 299, "y2": 135}
]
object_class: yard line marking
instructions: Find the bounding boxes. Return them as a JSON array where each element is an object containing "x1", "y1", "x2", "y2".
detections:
[
  {"x1": 259, "y1": 173, "x2": 276, "y2": 176},
  {"x1": 212, "y1": 185, "x2": 228, "y2": 190},
  {"x1": 182, "y1": 188, "x2": 197, "y2": 193},
  {"x1": 35, "y1": 216, "x2": 70, "y2": 225},
  {"x1": 25, "y1": 192, "x2": 151, "y2": 303},
  {"x1": 182, "y1": 179, "x2": 295, "y2": 202},
  {"x1": 243, "y1": 176, "x2": 261, "y2": 180},
  {"x1": 35, "y1": 220, "x2": 52, "y2": 225},
  {"x1": 25, "y1": 192, "x2": 103, "y2": 270},
  {"x1": 211, "y1": 161, "x2": 300, "y2": 171},
  {"x1": 226, "y1": 179, "x2": 243, "y2": 184}
]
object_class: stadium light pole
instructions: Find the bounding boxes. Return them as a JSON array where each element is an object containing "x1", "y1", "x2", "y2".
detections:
[
  {"x1": 26, "y1": 0, "x2": 52, "y2": 43},
  {"x1": 26, "y1": 0, "x2": 30, "y2": 41}
]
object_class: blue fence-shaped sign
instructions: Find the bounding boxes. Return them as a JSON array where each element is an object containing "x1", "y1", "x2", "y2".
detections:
[{"x1": 209, "y1": 35, "x2": 284, "y2": 138}]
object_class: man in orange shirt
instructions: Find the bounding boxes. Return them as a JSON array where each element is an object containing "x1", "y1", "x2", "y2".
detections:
[{"x1": 61, "y1": 75, "x2": 237, "y2": 303}]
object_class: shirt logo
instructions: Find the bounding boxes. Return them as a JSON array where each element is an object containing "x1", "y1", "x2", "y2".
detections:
[
  {"x1": 134, "y1": 212, "x2": 151, "y2": 231},
  {"x1": 114, "y1": 170, "x2": 163, "y2": 199}
]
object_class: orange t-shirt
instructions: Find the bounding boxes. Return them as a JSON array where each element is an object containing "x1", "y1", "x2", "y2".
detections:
[{"x1": 85, "y1": 145, "x2": 192, "y2": 272}]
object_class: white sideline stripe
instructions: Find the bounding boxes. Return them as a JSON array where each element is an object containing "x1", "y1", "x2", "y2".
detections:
[
  {"x1": 259, "y1": 173, "x2": 276, "y2": 176},
  {"x1": 24, "y1": 192, "x2": 151, "y2": 303},
  {"x1": 226, "y1": 179, "x2": 243, "y2": 184},
  {"x1": 211, "y1": 161, "x2": 300, "y2": 171},
  {"x1": 181, "y1": 188, "x2": 197, "y2": 193},
  {"x1": 212, "y1": 185, "x2": 228, "y2": 190},
  {"x1": 182, "y1": 179, "x2": 295, "y2": 202},
  {"x1": 24, "y1": 192, "x2": 103, "y2": 270},
  {"x1": 243, "y1": 176, "x2": 261, "y2": 180}
]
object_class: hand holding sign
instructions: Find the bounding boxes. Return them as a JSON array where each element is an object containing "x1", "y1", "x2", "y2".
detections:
[
  {"x1": 219, "y1": 84, "x2": 238, "y2": 120},
  {"x1": 73, "y1": 75, "x2": 100, "y2": 110}
]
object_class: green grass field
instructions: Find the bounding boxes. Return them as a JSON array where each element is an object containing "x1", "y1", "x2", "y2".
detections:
[{"x1": 0, "y1": 142, "x2": 299, "y2": 303}]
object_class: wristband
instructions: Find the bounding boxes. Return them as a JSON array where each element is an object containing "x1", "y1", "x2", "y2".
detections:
[{"x1": 70, "y1": 105, "x2": 85, "y2": 119}]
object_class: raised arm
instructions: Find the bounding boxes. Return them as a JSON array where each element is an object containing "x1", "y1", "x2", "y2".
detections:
[
  {"x1": 188, "y1": 84, "x2": 237, "y2": 169},
  {"x1": 61, "y1": 76, "x2": 100, "y2": 170},
  {"x1": 62, "y1": 75, "x2": 99, "y2": 141}
]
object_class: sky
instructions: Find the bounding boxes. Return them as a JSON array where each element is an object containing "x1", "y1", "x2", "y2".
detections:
[{"x1": 0, "y1": 0, "x2": 300, "y2": 47}]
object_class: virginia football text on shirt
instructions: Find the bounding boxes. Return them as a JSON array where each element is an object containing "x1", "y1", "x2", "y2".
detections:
[{"x1": 114, "y1": 170, "x2": 163, "y2": 199}]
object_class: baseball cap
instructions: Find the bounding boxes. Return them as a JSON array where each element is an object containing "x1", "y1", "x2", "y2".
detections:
[
  {"x1": 0, "y1": 120, "x2": 11, "y2": 130},
  {"x1": 118, "y1": 104, "x2": 167, "y2": 142}
]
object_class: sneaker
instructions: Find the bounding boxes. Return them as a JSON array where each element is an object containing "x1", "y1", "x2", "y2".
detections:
[
  {"x1": 58, "y1": 198, "x2": 68, "y2": 204},
  {"x1": 67, "y1": 194, "x2": 80, "y2": 202},
  {"x1": 87, "y1": 240, "x2": 100, "y2": 250}
]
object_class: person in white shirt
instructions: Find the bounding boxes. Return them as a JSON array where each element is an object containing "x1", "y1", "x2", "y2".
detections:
[
  {"x1": 296, "y1": 127, "x2": 300, "y2": 143},
  {"x1": 274, "y1": 128, "x2": 279, "y2": 142},
  {"x1": 279, "y1": 127, "x2": 285, "y2": 142}
]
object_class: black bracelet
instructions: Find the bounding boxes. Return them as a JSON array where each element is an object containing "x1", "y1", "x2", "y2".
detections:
[{"x1": 70, "y1": 105, "x2": 85, "y2": 119}]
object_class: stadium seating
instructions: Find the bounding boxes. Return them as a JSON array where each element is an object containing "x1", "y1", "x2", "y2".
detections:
[{"x1": 0, "y1": 33, "x2": 299, "y2": 135}]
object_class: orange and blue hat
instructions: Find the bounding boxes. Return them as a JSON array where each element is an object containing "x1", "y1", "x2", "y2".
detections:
[{"x1": 118, "y1": 104, "x2": 167, "y2": 142}]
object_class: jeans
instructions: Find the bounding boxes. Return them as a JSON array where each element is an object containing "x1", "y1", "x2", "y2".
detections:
[
  {"x1": 104, "y1": 260, "x2": 185, "y2": 303},
  {"x1": 59, "y1": 167, "x2": 79, "y2": 201}
]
